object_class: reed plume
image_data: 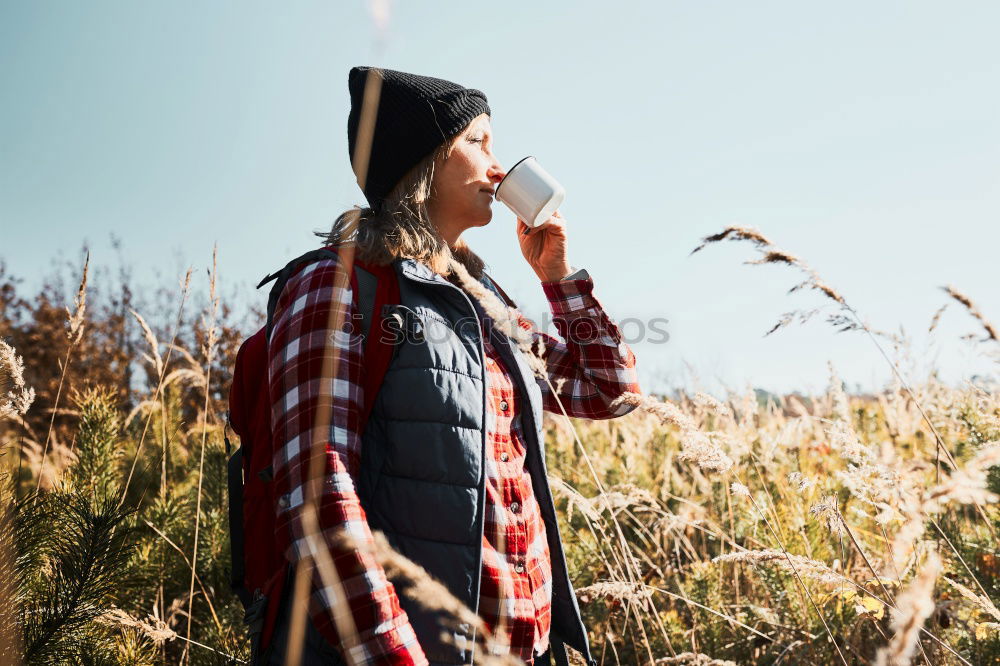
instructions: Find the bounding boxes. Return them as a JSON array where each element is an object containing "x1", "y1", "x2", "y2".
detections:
[
  {"x1": 713, "y1": 549, "x2": 847, "y2": 586},
  {"x1": 0, "y1": 341, "x2": 35, "y2": 420},
  {"x1": 942, "y1": 284, "x2": 998, "y2": 342},
  {"x1": 875, "y1": 552, "x2": 941, "y2": 666},
  {"x1": 654, "y1": 654, "x2": 737, "y2": 666},
  {"x1": 610, "y1": 392, "x2": 734, "y2": 472},
  {"x1": 39, "y1": 253, "x2": 89, "y2": 483}
]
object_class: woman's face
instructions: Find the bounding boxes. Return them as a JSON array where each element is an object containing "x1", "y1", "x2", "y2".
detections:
[{"x1": 427, "y1": 113, "x2": 505, "y2": 245}]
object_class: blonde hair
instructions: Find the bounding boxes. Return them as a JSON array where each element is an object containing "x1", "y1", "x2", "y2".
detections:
[{"x1": 317, "y1": 134, "x2": 487, "y2": 279}]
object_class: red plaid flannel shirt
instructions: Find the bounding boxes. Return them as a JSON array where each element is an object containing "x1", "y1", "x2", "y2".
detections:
[{"x1": 267, "y1": 256, "x2": 640, "y2": 665}]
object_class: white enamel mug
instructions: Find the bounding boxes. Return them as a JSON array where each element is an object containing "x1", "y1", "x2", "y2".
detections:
[{"x1": 495, "y1": 156, "x2": 565, "y2": 228}]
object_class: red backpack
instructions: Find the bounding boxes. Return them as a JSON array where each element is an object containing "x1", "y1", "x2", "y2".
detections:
[{"x1": 225, "y1": 247, "x2": 403, "y2": 656}]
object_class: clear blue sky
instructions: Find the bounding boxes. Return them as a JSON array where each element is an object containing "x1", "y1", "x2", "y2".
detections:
[{"x1": 3, "y1": 1, "x2": 998, "y2": 396}]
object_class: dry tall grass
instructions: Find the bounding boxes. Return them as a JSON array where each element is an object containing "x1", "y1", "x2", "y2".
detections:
[{"x1": 0, "y1": 230, "x2": 998, "y2": 664}]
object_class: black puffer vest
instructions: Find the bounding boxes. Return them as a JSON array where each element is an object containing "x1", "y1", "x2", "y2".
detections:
[{"x1": 356, "y1": 258, "x2": 596, "y2": 665}]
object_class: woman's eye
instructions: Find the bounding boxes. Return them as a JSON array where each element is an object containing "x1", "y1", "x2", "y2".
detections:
[{"x1": 468, "y1": 137, "x2": 483, "y2": 144}]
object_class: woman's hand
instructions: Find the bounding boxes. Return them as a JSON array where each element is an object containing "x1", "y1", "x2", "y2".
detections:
[{"x1": 516, "y1": 210, "x2": 573, "y2": 282}]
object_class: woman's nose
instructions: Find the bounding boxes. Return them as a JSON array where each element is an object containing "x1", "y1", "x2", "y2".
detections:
[{"x1": 488, "y1": 163, "x2": 505, "y2": 184}]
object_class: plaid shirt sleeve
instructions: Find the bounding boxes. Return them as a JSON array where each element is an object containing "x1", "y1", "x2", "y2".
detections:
[
  {"x1": 522, "y1": 274, "x2": 642, "y2": 419},
  {"x1": 268, "y1": 258, "x2": 428, "y2": 665}
]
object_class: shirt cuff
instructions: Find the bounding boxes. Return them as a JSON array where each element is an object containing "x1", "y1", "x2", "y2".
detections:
[{"x1": 541, "y1": 271, "x2": 598, "y2": 315}]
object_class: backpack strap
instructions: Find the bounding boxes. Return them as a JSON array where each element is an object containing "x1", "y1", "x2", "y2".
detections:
[
  {"x1": 352, "y1": 260, "x2": 401, "y2": 434},
  {"x1": 354, "y1": 265, "x2": 378, "y2": 340},
  {"x1": 226, "y1": 447, "x2": 251, "y2": 608}
]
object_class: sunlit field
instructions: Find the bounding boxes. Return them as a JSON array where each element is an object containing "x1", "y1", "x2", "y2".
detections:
[{"x1": 1, "y1": 228, "x2": 998, "y2": 665}]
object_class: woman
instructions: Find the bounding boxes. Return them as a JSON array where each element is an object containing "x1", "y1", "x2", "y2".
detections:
[{"x1": 264, "y1": 66, "x2": 641, "y2": 666}]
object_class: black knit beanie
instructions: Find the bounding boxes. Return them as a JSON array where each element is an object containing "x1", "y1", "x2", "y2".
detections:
[{"x1": 347, "y1": 65, "x2": 491, "y2": 213}]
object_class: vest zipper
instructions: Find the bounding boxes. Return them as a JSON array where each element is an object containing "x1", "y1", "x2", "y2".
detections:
[{"x1": 396, "y1": 267, "x2": 490, "y2": 662}]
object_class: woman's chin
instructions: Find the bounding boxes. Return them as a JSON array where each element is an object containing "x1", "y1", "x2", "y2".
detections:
[
  {"x1": 453, "y1": 204, "x2": 493, "y2": 232},
  {"x1": 472, "y1": 207, "x2": 493, "y2": 227}
]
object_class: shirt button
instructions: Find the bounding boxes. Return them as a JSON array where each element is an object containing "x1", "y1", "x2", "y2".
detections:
[
  {"x1": 500, "y1": 399, "x2": 509, "y2": 412},
  {"x1": 514, "y1": 561, "x2": 525, "y2": 574},
  {"x1": 500, "y1": 451, "x2": 509, "y2": 462},
  {"x1": 510, "y1": 501, "x2": 521, "y2": 514}
]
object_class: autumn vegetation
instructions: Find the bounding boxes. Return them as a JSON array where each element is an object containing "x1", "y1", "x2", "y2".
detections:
[{"x1": 1, "y1": 230, "x2": 998, "y2": 665}]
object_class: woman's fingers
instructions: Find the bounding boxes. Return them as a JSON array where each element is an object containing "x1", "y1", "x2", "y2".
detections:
[
  {"x1": 541, "y1": 216, "x2": 566, "y2": 234},
  {"x1": 517, "y1": 212, "x2": 567, "y2": 237}
]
